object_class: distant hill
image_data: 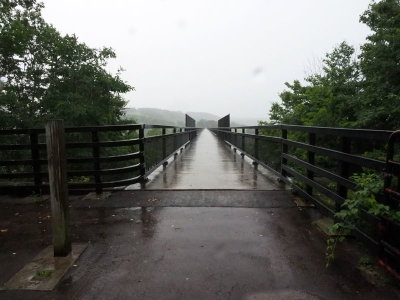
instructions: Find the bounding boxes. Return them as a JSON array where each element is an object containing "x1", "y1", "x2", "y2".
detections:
[{"x1": 124, "y1": 107, "x2": 261, "y2": 127}]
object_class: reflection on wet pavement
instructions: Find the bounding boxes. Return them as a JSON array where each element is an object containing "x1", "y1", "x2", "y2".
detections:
[{"x1": 145, "y1": 129, "x2": 279, "y2": 190}]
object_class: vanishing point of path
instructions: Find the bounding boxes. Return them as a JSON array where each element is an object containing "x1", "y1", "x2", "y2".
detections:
[
  {"x1": 146, "y1": 129, "x2": 278, "y2": 190},
  {"x1": 0, "y1": 130, "x2": 399, "y2": 299}
]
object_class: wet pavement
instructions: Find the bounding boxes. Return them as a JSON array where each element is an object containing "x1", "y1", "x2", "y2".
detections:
[
  {"x1": 1, "y1": 130, "x2": 399, "y2": 299},
  {"x1": 0, "y1": 198, "x2": 399, "y2": 299},
  {"x1": 145, "y1": 129, "x2": 278, "y2": 190}
]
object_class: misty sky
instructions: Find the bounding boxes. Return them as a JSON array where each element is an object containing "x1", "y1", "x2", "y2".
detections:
[{"x1": 41, "y1": 0, "x2": 371, "y2": 120}]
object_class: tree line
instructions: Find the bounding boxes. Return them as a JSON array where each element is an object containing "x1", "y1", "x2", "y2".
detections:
[
  {"x1": 0, "y1": 0, "x2": 132, "y2": 129},
  {"x1": 267, "y1": 0, "x2": 400, "y2": 131}
]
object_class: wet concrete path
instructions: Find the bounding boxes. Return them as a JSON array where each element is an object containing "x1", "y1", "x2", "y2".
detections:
[
  {"x1": 145, "y1": 129, "x2": 278, "y2": 190},
  {"x1": 1, "y1": 130, "x2": 399, "y2": 299}
]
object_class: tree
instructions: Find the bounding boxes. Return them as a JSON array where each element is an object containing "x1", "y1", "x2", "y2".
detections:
[
  {"x1": 268, "y1": 42, "x2": 360, "y2": 127},
  {"x1": 358, "y1": 0, "x2": 400, "y2": 130},
  {"x1": 0, "y1": 0, "x2": 132, "y2": 128}
]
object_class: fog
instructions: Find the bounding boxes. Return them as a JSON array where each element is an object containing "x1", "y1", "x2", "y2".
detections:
[{"x1": 41, "y1": 0, "x2": 371, "y2": 121}]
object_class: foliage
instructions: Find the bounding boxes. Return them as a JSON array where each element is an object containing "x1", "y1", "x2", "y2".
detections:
[
  {"x1": 0, "y1": 0, "x2": 133, "y2": 128},
  {"x1": 268, "y1": 0, "x2": 400, "y2": 131},
  {"x1": 269, "y1": 42, "x2": 360, "y2": 128},
  {"x1": 358, "y1": 0, "x2": 400, "y2": 130},
  {"x1": 326, "y1": 172, "x2": 400, "y2": 267}
]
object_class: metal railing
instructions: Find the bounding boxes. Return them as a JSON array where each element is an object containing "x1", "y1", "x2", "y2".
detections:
[
  {"x1": 211, "y1": 125, "x2": 400, "y2": 275},
  {"x1": 0, "y1": 124, "x2": 199, "y2": 195}
]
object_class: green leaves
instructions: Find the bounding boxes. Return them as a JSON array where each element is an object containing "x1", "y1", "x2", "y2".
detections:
[
  {"x1": 269, "y1": 42, "x2": 359, "y2": 128},
  {"x1": 268, "y1": 0, "x2": 400, "y2": 131},
  {"x1": 0, "y1": 0, "x2": 133, "y2": 128}
]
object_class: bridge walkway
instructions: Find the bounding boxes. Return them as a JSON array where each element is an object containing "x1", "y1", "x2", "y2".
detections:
[
  {"x1": 145, "y1": 128, "x2": 278, "y2": 190},
  {"x1": 1, "y1": 129, "x2": 398, "y2": 299}
]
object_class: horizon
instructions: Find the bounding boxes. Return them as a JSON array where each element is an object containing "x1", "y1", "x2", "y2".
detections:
[{"x1": 41, "y1": 0, "x2": 371, "y2": 120}]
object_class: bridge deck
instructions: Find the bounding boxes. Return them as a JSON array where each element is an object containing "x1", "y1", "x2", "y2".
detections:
[
  {"x1": 144, "y1": 129, "x2": 279, "y2": 190},
  {"x1": 1, "y1": 130, "x2": 399, "y2": 299}
]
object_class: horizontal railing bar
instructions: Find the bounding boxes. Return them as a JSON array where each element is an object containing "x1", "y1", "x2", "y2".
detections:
[
  {"x1": 0, "y1": 144, "x2": 33, "y2": 150},
  {"x1": 67, "y1": 152, "x2": 141, "y2": 164},
  {"x1": 66, "y1": 138, "x2": 142, "y2": 148},
  {"x1": 143, "y1": 124, "x2": 193, "y2": 129},
  {"x1": 68, "y1": 176, "x2": 141, "y2": 189},
  {"x1": 387, "y1": 160, "x2": 400, "y2": 174},
  {"x1": 285, "y1": 179, "x2": 336, "y2": 217},
  {"x1": 0, "y1": 159, "x2": 35, "y2": 166},
  {"x1": 214, "y1": 125, "x2": 392, "y2": 141},
  {"x1": 221, "y1": 131, "x2": 281, "y2": 143},
  {"x1": 0, "y1": 128, "x2": 45, "y2": 135},
  {"x1": 144, "y1": 132, "x2": 191, "y2": 141},
  {"x1": 67, "y1": 164, "x2": 142, "y2": 176},
  {"x1": 65, "y1": 124, "x2": 143, "y2": 132},
  {"x1": 351, "y1": 227, "x2": 380, "y2": 253},
  {"x1": 282, "y1": 165, "x2": 346, "y2": 205},
  {"x1": 282, "y1": 153, "x2": 357, "y2": 189},
  {"x1": 283, "y1": 139, "x2": 386, "y2": 171},
  {"x1": 0, "y1": 172, "x2": 38, "y2": 179},
  {"x1": 223, "y1": 140, "x2": 282, "y2": 178},
  {"x1": 144, "y1": 141, "x2": 190, "y2": 177}
]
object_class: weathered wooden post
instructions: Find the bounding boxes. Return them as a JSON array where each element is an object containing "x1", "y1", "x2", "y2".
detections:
[{"x1": 45, "y1": 119, "x2": 71, "y2": 257}]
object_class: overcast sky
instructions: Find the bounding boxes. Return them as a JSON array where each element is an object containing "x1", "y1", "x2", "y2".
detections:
[{"x1": 41, "y1": 0, "x2": 371, "y2": 120}]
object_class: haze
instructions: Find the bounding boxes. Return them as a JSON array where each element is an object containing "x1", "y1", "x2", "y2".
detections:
[{"x1": 41, "y1": 0, "x2": 371, "y2": 121}]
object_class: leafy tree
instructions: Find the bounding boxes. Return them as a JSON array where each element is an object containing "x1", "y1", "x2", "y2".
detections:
[
  {"x1": 0, "y1": 0, "x2": 132, "y2": 128},
  {"x1": 358, "y1": 0, "x2": 400, "y2": 130},
  {"x1": 268, "y1": 42, "x2": 359, "y2": 127}
]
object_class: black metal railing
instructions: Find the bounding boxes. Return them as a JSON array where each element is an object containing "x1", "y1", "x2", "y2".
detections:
[
  {"x1": 0, "y1": 124, "x2": 199, "y2": 195},
  {"x1": 211, "y1": 125, "x2": 400, "y2": 274}
]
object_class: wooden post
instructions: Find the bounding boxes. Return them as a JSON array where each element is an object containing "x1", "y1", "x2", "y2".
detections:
[{"x1": 45, "y1": 120, "x2": 71, "y2": 257}]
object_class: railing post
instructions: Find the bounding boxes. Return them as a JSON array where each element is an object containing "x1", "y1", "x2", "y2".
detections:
[
  {"x1": 173, "y1": 128, "x2": 178, "y2": 159},
  {"x1": 139, "y1": 126, "x2": 146, "y2": 184},
  {"x1": 306, "y1": 132, "x2": 316, "y2": 195},
  {"x1": 234, "y1": 128, "x2": 237, "y2": 148},
  {"x1": 254, "y1": 128, "x2": 259, "y2": 160},
  {"x1": 241, "y1": 128, "x2": 245, "y2": 158},
  {"x1": 45, "y1": 119, "x2": 71, "y2": 257},
  {"x1": 91, "y1": 130, "x2": 102, "y2": 194},
  {"x1": 180, "y1": 128, "x2": 183, "y2": 148},
  {"x1": 30, "y1": 132, "x2": 41, "y2": 195},
  {"x1": 162, "y1": 128, "x2": 167, "y2": 168},
  {"x1": 281, "y1": 128, "x2": 288, "y2": 178},
  {"x1": 253, "y1": 128, "x2": 259, "y2": 166},
  {"x1": 337, "y1": 137, "x2": 350, "y2": 211}
]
